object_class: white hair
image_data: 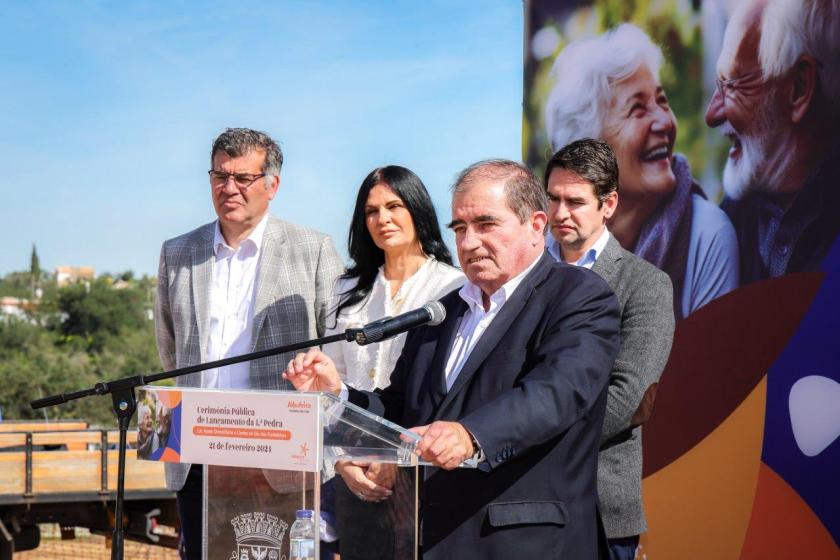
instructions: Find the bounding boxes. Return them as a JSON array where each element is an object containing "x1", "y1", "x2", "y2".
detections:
[
  {"x1": 138, "y1": 403, "x2": 152, "y2": 422},
  {"x1": 759, "y1": 0, "x2": 840, "y2": 115},
  {"x1": 544, "y1": 24, "x2": 664, "y2": 151}
]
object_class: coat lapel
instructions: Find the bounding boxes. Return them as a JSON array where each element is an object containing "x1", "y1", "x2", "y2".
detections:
[
  {"x1": 251, "y1": 217, "x2": 287, "y2": 349},
  {"x1": 191, "y1": 224, "x2": 215, "y2": 362},
  {"x1": 425, "y1": 299, "x2": 467, "y2": 409},
  {"x1": 434, "y1": 255, "x2": 553, "y2": 418},
  {"x1": 591, "y1": 233, "x2": 623, "y2": 285}
]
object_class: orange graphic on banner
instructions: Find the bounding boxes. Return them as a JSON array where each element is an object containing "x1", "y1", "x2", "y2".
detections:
[{"x1": 192, "y1": 426, "x2": 291, "y2": 440}]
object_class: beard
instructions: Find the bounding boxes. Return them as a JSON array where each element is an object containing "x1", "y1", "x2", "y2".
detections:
[{"x1": 722, "y1": 93, "x2": 795, "y2": 200}]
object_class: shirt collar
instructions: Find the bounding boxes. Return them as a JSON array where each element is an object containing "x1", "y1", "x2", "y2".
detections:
[
  {"x1": 213, "y1": 213, "x2": 270, "y2": 256},
  {"x1": 546, "y1": 227, "x2": 610, "y2": 270},
  {"x1": 458, "y1": 252, "x2": 543, "y2": 313}
]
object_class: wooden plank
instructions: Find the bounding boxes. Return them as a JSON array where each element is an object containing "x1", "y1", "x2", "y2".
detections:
[
  {"x1": 0, "y1": 421, "x2": 88, "y2": 433},
  {"x1": 0, "y1": 430, "x2": 138, "y2": 451},
  {"x1": 0, "y1": 454, "x2": 26, "y2": 494},
  {"x1": 0, "y1": 433, "x2": 26, "y2": 448},
  {"x1": 0, "y1": 432, "x2": 166, "y2": 496},
  {"x1": 32, "y1": 432, "x2": 101, "y2": 448},
  {"x1": 107, "y1": 452, "x2": 167, "y2": 491},
  {"x1": 31, "y1": 451, "x2": 101, "y2": 493}
]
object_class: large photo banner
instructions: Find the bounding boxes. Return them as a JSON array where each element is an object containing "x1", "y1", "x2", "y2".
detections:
[{"x1": 524, "y1": 1, "x2": 840, "y2": 558}]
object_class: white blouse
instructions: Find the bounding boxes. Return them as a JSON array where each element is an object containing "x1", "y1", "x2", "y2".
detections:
[{"x1": 322, "y1": 258, "x2": 464, "y2": 391}]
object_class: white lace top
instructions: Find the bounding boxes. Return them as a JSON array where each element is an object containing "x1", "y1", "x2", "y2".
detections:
[{"x1": 322, "y1": 258, "x2": 464, "y2": 391}]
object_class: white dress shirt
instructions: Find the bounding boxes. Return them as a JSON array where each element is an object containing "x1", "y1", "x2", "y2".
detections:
[
  {"x1": 203, "y1": 214, "x2": 269, "y2": 389},
  {"x1": 338, "y1": 254, "x2": 542, "y2": 401},
  {"x1": 443, "y1": 254, "x2": 542, "y2": 390},
  {"x1": 546, "y1": 227, "x2": 610, "y2": 269},
  {"x1": 323, "y1": 258, "x2": 464, "y2": 391}
]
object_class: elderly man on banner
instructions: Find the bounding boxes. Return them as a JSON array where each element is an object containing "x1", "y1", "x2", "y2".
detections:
[
  {"x1": 285, "y1": 159, "x2": 620, "y2": 559},
  {"x1": 708, "y1": 0, "x2": 840, "y2": 283}
]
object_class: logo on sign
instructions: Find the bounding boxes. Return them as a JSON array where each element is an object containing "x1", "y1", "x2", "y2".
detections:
[
  {"x1": 228, "y1": 512, "x2": 288, "y2": 560},
  {"x1": 287, "y1": 400, "x2": 312, "y2": 410}
]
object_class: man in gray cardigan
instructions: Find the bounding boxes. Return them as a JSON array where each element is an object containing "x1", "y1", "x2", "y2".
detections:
[
  {"x1": 543, "y1": 139, "x2": 675, "y2": 560},
  {"x1": 155, "y1": 128, "x2": 343, "y2": 558}
]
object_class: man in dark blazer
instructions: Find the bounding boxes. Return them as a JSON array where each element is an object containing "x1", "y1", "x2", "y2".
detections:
[
  {"x1": 544, "y1": 139, "x2": 675, "y2": 560},
  {"x1": 285, "y1": 159, "x2": 621, "y2": 559}
]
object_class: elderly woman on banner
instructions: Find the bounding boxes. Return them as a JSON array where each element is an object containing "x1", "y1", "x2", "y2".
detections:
[
  {"x1": 545, "y1": 23, "x2": 738, "y2": 319},
  {"x1": 322, "y1": 165, "x2": 464, "y2": 559}
]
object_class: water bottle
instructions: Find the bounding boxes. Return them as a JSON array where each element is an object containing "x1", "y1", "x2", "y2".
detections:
[{"x1": 289, "y1": 509, "x2": 316, "y2": 560}]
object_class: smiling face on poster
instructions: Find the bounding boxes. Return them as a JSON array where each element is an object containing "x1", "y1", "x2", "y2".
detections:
[{"x1": 524, "y1": 2, "x2": 840, "y2": 557}]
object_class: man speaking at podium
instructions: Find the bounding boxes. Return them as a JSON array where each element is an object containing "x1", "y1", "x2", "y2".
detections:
[
  {"x1": 155, "y1": 128, "x2": 342, "y2": 558},
  {"x1": 285, "y1": 160, "x2": 620, "y2": 558}
]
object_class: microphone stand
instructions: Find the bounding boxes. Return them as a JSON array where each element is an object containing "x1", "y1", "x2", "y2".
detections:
[{"x1": 30, "y1": 330, "x2": 354, "y2": 560}]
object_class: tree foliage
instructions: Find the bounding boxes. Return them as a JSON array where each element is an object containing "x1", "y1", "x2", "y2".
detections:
[
  {"x1": 57, "y1": 278, "x2": 148, "y2": 351},
  {"x1": 0, "y1": 273, "x2": 160, "y2": 427}
]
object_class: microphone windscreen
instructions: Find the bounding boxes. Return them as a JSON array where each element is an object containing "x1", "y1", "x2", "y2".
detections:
[{"x1": 426, "y1": 301, "x2": 446, "y2": 326}]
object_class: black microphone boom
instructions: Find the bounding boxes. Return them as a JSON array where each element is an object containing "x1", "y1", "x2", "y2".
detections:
[
  {"x1": 28, "y1": 300, "x2": 444, "y2": 560},
  {"x1": 350, "y1": 301, "x2": 446, "y2": 346}
]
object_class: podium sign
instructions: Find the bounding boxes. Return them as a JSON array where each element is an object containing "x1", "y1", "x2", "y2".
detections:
[
  {"x1": 136, "y1": 387, "x2": 320, "y2": 471},
  {"x1": 206, "y1": 467, "x2": 318, "y2": 560},
  {"x1": 138, "y1": 388, "x2": 424, "y2": 560}
]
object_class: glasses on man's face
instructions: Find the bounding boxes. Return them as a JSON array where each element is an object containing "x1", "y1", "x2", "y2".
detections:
[
  {"x1": 715, "y1": 70, "x2": 763, "y2": 101},
  {"x1": 208, "y1": 170, "x2": 267, "y2": 190}
]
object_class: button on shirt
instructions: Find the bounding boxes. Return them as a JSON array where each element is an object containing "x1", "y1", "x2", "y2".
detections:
[
  {"x1": 443, "y1": 255, "x2": 542, "y2": 391},
  {"x1": 203, "y1": 215, "x2": 269, "y2": 389},
  {"x1": 546, "y1": 227, "x2": 610, "y2": 270},
  {"x1": 339, "y1": 254, "x2": 542, "y2": 399}
]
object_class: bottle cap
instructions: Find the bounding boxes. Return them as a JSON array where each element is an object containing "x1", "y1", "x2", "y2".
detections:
[{"x1": 295, "y1": 509, "x2": 314, "y2": 519}]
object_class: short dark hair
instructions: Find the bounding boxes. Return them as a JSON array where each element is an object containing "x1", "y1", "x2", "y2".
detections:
[
  {"x1": 544, "y1": 138, "x2": 619, "y2": 205},
  {"x1": 452, "y1": 159, "x2": 547, "y2": 223},
  {"x1": 335, "y1": 166, "x2": 453, "y2": 320},
  {"x1": 211, "y1": 128, "x2": 283, "y2": 176}
]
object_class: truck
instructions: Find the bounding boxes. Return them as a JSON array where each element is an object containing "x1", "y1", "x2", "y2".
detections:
[{"x1": 0, "y1": 420, "x2": 178, "y2": 559}]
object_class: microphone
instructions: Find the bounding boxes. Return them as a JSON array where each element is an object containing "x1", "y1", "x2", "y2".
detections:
[{"x1": 349, "y1": 301, "x2": 446, "y2": 346}]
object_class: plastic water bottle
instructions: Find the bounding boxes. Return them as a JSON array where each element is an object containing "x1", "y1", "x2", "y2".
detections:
[{"x1": 289, "y1": 509, "x2": 316, "y2": 560}]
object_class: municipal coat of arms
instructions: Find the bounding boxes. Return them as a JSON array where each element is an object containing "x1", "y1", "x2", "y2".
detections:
[{"x1": 228, "y1": 512, "x2": 289, "y2": 560}]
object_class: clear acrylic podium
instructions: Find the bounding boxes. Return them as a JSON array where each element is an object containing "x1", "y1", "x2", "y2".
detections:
[{"x1": 204, "y1": 392, "x2": 421, "y2": 560}]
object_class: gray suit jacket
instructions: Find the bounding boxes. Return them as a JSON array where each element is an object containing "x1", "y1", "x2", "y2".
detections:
[
  {"x1": 155, "y1": 215, "x2": 343, "y2": 491},
  {"x1": 591, "y1": 234, "x2": 674, "y2": 539}
]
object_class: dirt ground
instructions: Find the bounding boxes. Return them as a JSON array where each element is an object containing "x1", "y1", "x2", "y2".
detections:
[{"x1": 16, "y1": 525, "x2": 179, "y2": 559}]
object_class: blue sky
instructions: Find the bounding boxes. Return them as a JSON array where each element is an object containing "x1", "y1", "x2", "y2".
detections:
[{"x1": 0, "y1": 1, "x2": 523, "y2": 277}]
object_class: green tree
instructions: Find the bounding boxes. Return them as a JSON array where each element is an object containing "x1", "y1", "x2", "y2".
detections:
[
  {"x1": 0, "y1": 271, "x2": 33, "y2": 298},
  {"x1": 30, "y1": 244, "x2": 41, "y2": 294},
  {"x1": 56, "y1": 278, "x2": 148, "y2": 351},
  {"x1": 0, "y1": 270, "x2": 162, "y2": 426},
  {"x1": 0, "y1": 318, "x2": 112, "y2": 424}
]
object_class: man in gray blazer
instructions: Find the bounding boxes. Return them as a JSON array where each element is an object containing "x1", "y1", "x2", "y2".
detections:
[
  {"x1": 544, "y1": 139, "x2": 675, "y2": 560},
  {"x1": 155, "y1": 128, "x2": 343, "y2": 558}
]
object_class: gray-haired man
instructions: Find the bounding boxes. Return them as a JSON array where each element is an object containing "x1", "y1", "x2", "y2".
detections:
[{"x1": 155, "y1": 128, "x2": 343, "y2": 559}]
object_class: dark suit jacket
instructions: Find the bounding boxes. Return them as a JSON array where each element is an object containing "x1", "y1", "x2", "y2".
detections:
[
  {"x1": 590, "y1": 234, "x2": 674, "y2": 538},
  {"x1": 349, "y1": 253, "x2": 621, "y2": 559}
]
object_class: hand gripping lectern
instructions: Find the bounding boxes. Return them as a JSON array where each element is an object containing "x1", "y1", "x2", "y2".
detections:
[{"x1": 136, "y1": 387, "x2": 470, "y2": 560}]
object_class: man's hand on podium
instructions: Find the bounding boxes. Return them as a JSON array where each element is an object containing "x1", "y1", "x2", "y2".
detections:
[
  {"x1": 283, "y1": 348, "x2": 343, "y2": 394},
  {"x1": 411, "y1": 421, "x2": 476, "y2": 470},
  {"x1": 336, "y1": 461, "x2": 395, "y2": 502}
]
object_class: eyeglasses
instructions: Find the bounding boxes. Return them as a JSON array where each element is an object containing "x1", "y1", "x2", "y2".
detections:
[
  {"x1": 208, "y1": 170, "x2": 268, "y2": 190},
  {"x1": 715, "y1": 70, "x2": 763, "y2": 100}
]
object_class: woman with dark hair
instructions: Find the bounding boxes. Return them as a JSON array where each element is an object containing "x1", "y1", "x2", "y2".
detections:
[
  {"x1": 322, "y1": 165, "x2": 463, "y2": 559},
  {"x1": 324, "y1": 165, "x2": 462, "y2": 391}
]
